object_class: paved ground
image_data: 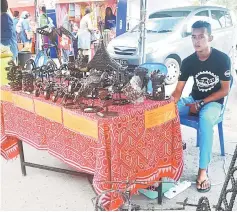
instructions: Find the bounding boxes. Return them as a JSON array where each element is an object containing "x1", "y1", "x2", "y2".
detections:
[{"x1": 1, "y1": 76, "x2": 237, "y2": 211}]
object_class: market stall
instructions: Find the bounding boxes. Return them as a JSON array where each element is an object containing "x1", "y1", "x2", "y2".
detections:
[
  {"x1": 0, "y1": 41, "x2": 183, "y2": 210},
  {"x1": 0, "y1": 86, "x2": 183, "y2": 210}
]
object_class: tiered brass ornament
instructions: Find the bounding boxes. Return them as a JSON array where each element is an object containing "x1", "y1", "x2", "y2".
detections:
[
  {"x1": 87, "y1": 40, "x2": 122, "y2": 71},
  {"x1": 85, "y1": 40, "x2": 127, "y2": 114}
]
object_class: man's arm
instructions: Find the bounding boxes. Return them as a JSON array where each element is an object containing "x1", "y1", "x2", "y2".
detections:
[
  {"x1": 203, "y1": 80, "x2": 230, "y2": 104},
  {"x1": 186, "y1": 80, "x2": 230, "y2": 115},
  {"x1": 172, "y1": 81, "x2": 186, "y2": 103}
]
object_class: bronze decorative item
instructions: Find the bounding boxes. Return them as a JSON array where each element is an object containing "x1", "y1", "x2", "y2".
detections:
[
  {"x1": 61, "y1": 77, "x2": 81, "y2": 107},
  {"x1": 147, "y1": 69, "x2": 166, "y2": 101},
  {"x1": 77, "y1": 70, "x2": 107, "y2": 113},
  {"x1": 87, "y1": 39, "x2": 122, "y2": 71},
  {"x1": 111, "y1": 69, "x2": 131, "y2": 105},
  {"x1": 22, "y1": 71, "x2": 34, "y2": 93},
  {"x1": 87, "y1": 38, "x2": 131, "y2": 106},
  {"x1": 122, "y1": 75, "x2": 145, "y2": 104},
  {"x1": 97, "y1": 88, "x2": 118, "y2": 117},
  {"x1": 83, "y1": 87, "x2": 103, "y2": 113},
  {"x1": 51, "y1": 64, "x2": 69, "y2": 102},
  {"x1": 6, "y1": 60, "x2": 23, "y2": 91}
]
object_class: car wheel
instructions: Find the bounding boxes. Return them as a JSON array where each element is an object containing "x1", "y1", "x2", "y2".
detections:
[{"x1": 164, "y1": 58, "x2": 180, "y2": 85}]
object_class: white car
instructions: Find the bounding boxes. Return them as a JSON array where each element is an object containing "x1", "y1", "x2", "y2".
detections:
[{"x1": 107, "y1": 6, "x2": 237, "y2": 84}]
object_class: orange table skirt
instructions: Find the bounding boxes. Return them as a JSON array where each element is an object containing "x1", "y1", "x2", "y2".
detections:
[{"x1": 0, "y1": 86, "x2": 183, "y2": 210}]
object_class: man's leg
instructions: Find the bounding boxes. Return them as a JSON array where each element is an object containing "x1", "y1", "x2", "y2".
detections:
[{"x1": 197, "y1": 102, "x2": 222, "y2": 190}]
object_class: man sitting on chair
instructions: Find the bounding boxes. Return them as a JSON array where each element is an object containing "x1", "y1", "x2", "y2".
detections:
[{"x1": 172, "y1": 21, "x2": 231, "y2": 192}]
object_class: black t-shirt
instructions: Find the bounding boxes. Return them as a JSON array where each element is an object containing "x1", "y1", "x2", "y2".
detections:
[{"x1": 179, "y1": 48, "x2": 231, "y2": 104}]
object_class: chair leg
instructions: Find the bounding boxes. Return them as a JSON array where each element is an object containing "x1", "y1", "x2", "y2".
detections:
[
  {"x1": 218, "y1": 122, "x2": 225, "y2": 156},
  {"x1": 196, "y1": 130, "x2": 200, "y2": 147}
]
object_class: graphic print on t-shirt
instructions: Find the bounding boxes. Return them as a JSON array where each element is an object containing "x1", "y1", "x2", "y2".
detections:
[{"x1": 195, "y1": 70, "x2": 220, "y2": 92}]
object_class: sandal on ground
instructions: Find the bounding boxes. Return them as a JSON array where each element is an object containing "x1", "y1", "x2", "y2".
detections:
[{"x1": 196, "y1": 178, "x2": 211, "y2": 193}]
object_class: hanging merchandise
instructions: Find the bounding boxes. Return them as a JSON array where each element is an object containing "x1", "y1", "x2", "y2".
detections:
[
  {"x1": 69, "y1": 3, "x2": 75, "y2": 20},
  {"x1": 75, "y1": 4, "x2": 81, "y2": 22}
]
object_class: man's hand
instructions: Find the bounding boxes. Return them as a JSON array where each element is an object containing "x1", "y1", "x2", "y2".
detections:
[
  {"x1": 172, "y1": 81, "x2": 186, "y2": 103},
  {"x1": 186, "y1": 103, "x2": 198, "y2": 115}
]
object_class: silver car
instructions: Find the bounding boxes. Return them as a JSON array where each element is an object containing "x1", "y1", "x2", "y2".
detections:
[{"x1": 107, "y1": 6, "x2": 237, "y2": 84}]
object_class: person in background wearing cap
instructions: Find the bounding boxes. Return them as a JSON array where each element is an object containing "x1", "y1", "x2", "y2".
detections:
[
  {"x1": 19, "y1": 11, "x2": 32, "y2": 46},
  {"x1": 0, "y1": 0, "x2": 18, "y2": 60}
]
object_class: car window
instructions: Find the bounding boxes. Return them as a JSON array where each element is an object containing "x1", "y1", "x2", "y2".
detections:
[
  {"x1": 186, "y1": 10, "x2": 209, "y2": 34},
  {"x1": 149, "y1": 11, "x2": 191, "y2": 19},
  {"x1": 224, "y1": 11, "x2": 232, "y2": 27},
  {"x1": 131, "y1": 17, "x2": 184, "y2": 33},
  {"x1": 210, "y1": 10, "x2": 225, "y2": 29},
  {"x1": 195, "y1": 10, "x2": 209, "y2": 17}
]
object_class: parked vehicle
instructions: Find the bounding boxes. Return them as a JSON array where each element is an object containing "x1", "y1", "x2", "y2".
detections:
[{"x1": 107, "y1": 6, "x2": 237, "y2": 84}]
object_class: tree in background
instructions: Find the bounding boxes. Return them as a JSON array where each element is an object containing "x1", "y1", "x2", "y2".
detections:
[
  {"x1": 214, "y1": 0, "x2": 237, "y2": 15},
  {"x1": 191, "y1": 0, "x2": 237, "y2": 17}
]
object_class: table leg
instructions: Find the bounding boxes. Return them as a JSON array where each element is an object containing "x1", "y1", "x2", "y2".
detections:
[
  {"x1": 18, "y1": 140, "x2": 27, "y2": 176},
  {"x1": 17, "y1": 140, "x2": 92, "y2": 178},
  {"x1": 157, "y1": 180, "x2": 162, "y2": 205}
]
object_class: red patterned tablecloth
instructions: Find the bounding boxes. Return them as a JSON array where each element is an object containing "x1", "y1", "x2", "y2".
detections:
[{"x1": 0, "y1": 86, "x2": 183, "y2": 210}]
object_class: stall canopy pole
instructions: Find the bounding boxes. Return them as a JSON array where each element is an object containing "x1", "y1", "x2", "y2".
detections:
[
  {"x1": 138, "y1": 0, "x2": 147, "y2": 65},
  {"x1": 35, "y1": 0, "x2": 40, "y2": 54}
]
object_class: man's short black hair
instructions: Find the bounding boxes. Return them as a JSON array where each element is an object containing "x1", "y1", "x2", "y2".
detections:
[
  {"x1": 1, "y1": 0, "x2": 8, "y2": 13},
  {"x1": 192, "y1": 21, "x2": 212, "y2": 35},
  {"x1": 42, "y1": 6, "x2": 46, "y2": 14},
  {"x1": 13, "y1": 11, "x2": 19, "y2": 17}
]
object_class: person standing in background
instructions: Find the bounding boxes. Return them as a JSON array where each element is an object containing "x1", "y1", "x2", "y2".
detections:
[
  {"x1": 0, "y1": 0, "x2": 18, "y2": 60},
  {"x1": 39, "y1": 5, "x2": 48, "y2": 27},
  {"x1": 13, "y1": 11, "x2": 19, "y2": 29},
  {"x1": 61, "y1": 14, "x2": 73, "y2": 62},
  {"x1": 18, "y1": 11, "x2": 32, "y2": 47},
  {"x1": 104, "y1": 7, "x2": 116, "y2": 30},
  {"x1": 72, "y1": 23, "x2": 79, "y2": 58},
  {"x1": 39, "y1": 5, "x2": 50, "y2": 48},
  {"x1": 62, "y1": 14, "x2": 73, "y2": 32},
  {"x1": 77, "y1": 7, "x2": 93, "y2": 60},
  {"x1": 13, "y1": 11, "x2": 21, "y2": 43}
]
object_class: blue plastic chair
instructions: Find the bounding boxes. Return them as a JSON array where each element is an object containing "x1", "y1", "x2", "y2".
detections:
[
  {"x1": 138, "y1": 63, "x2": 168, "y2": 94},
  {"x1": 180, "y1": 76, "x2": 233, "y2": 156}
]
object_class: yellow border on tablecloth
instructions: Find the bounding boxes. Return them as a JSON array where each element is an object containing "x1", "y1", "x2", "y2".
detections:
[
  {"x1": 34, "y1": 100, "x2": 62, "y2": 124},
  {"x1": 12, "y1": 94, "x2": 34, "y2": 112},
  {"x1": 145, "y1": 102, "x2": 176, "y2": 129},
  {"x1": 63, "y1": 109, "x2": 98, "y2": 139},
  {"x1": 0, "y1": 90, "x2": 13, "y2": 102}
]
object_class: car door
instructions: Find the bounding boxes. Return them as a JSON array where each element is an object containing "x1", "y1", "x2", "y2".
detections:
[{"x1": 222, "y1": 11, "x2": 235, "y2": 56}]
